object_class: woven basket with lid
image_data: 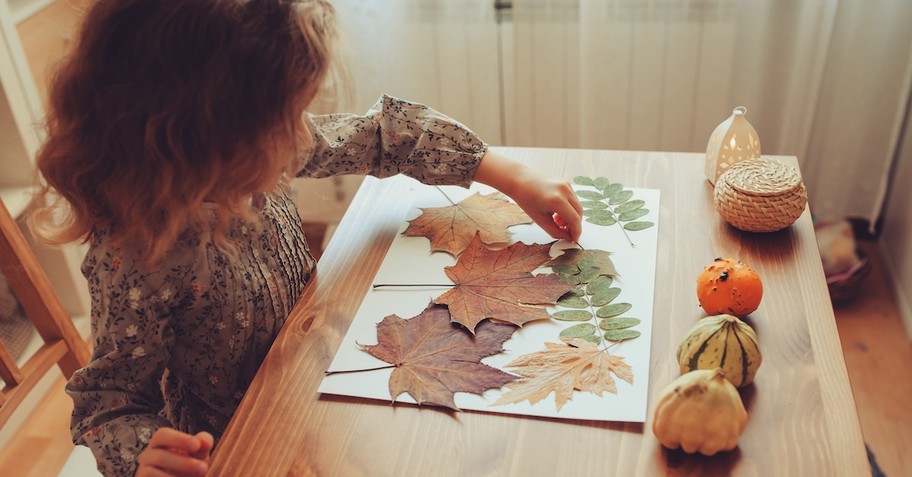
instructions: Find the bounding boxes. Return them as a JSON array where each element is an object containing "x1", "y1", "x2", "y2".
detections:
[{"x1": 713, "y1": 158, "x2": 807, "y2": 232}]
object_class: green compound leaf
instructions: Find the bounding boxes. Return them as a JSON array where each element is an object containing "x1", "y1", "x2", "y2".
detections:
[
  {"x1": 573, "y1": 176, "x2": 595, "y2": 186},
  {"x1": 593, "y1": 177, "x2": 612, "y2": 190},
  {"x1": 586, "y1": 216, "x2": 617, "y2": 226},
  {"x1": 608, "y1": 190, "x2": 635, "y2": 205},
  {"x1": 615, "y1": 200, "x2": 645, "y2": 214},
  {"x1": 618, "y1": 209, "x2": 649, "y2": 222},
  {"x1": 599, "y1": 317, "x2": 641, "y2": 331},
  {"x1": 604, "y1": 329, "x2": 642, "y2": 341},
  {"x1": 559, "y1": 323, "x2": 599, "y2": 343},
  {"x1": 576, "y1": 190, "x2": 605, "y2": 201},
  {"x1": 590, "y1": 287, "x2": 622, "y2": 307},
  {"x1": 557, "y1": 295, "x2": 590, "y2": 308},
  {"x1": 586, "y1": 275, "x2": 614, "y2": 295},
  {"x1": 596, "y1": 303, "x2": 633, "y2": 318},
  {"x1": 580, "y1": 200, "x2": 608, "y2": 209},
  {"x1": 552, "y1": 310, "x2": 593, "y2": 321},
  {"x1": 623, "y1": 221, "x2": 655, "y2": 231}
]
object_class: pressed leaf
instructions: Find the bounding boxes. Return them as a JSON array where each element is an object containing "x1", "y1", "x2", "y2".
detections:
[
  {"x1": 602, "y1": 183, "x2": 624, "y2": 197},
  {"x1": 624, "y1": 221, "x2": 655, "y2": 231},
  {"x1": 547, "y1": 249, "x2": 617, "y2": 279},
  {"x1": 559, "y1": 323, "x2": 598, "y2": 340},
  {"x1": 558, "y1": 273, "x2": 581, "y2": 285},
  {"x1": 494, "y1": 340, "x2": 634, "y2": 410},
  {"x1": 593, "y1": 177, "x2": 612, "y2": 190},
  {"x1": 586, "y1": 216, "x2": 617, "y2": 226},
  {"x1": 618, "y1": 209, "x2": 650, "y2": 221},
  {"x1": 579, "y1": 200, "x2": 608, "y2": 209},
  {"x1": 557, "y1": 296, "x2": 589, "y2": 309},
  {"x1": 582, "y1": 209, "x2": 614, "y2": 219},
  {"x1": 615, "y1": 200, "x2": 646, "y2": 214},
  {"x1": 577, "y1": 266, "x2": 601, "y2": 284},
  {"x1": 609, "y1": 190, "x2": 635, "y2": 205},
  {"x1": 563, "y1": 287, "x2": 586, "y2": 298},
  {"x1": 590, "y1": 287, "x2": 622, "y2": 307},
  {"x1": 360, "y1": 304, "x2": 517, "y2": 410},
  {"x1": 402, "y1": 192, "x2": 531, "y2": 257},
  {"x1": 596, "y1": 303, "x2": 633, "y2": 318},
  {"x1": 604, "y1": 329, "x2": 642, "y2": 341},
  {"x1": 599, "y1": 317, "x2": 641, "y2": 330},
  {"x1": 552, "y1": 310, "x2": 594, "y2": 321},
  {"x1": 576, "y1": 190, "x2": 605, "y2": 201},
  {"x1": 435, "y1": 234, "x2": 575, "y2": 333},
  {"x1": 551, "y1": 263, "x2": 579, "y2": 275},
  {"x1": 573, "y1": 176, "x2": 595, "y2": 186},
  {"x1": 585, "y1": 275, "x2": 614, "y2": 295}
]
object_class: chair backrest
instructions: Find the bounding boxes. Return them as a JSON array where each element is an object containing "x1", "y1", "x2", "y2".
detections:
[{"x1": 0, "y1": 198, "x2": 89, "y2": 428}]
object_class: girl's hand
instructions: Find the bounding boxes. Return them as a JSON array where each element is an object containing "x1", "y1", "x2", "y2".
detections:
[
  {"x1": 136, "y1": 428, "x2": 213, "y2": 477},
  {"x1": 474, "y1": 150, "x2": 583, "y2": 242}
]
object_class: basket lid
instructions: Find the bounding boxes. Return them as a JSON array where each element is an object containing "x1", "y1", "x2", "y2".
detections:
[{"x1": 722, "y1": 158, "x2": 803, "y2": 197}]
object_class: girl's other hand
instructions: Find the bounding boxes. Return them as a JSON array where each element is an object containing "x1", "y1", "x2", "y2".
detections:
[
  {"x1": 474, "y1": 150, "x2": 583, "y2": 242},
  {"x1": 137, "y1": 428, "x2": 213, "y2": 477}
]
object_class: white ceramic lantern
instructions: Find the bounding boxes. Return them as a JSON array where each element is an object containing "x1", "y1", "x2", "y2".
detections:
[{"x1": 705, "y1": 107, "x2": 761, "y2": 185}]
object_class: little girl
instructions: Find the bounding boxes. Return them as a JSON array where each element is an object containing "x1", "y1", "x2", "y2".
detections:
[{"x1": 30, "y1": 1, "x2": 582, "y2": 476}]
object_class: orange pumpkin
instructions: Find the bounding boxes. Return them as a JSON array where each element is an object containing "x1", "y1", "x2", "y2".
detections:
[{"x1": 696, "y1": 258, "x2": 763, "y2": 317}]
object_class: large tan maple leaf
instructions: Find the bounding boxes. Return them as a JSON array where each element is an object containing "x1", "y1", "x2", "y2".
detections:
[
  {"x1": 493, "y1": 339, "x2": 634, "y2": 411},
  {"x1": 402, "y1": 192, "x2": 531, "y2": 256},
  {"x1": 434, "y1": 234, "x2": 575, "y2": 333},
  {"x1": 360, "y1": 304, "x2": 517, "y2": 411}
]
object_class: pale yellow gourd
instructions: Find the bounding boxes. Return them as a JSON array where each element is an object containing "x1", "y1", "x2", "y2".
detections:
[{"x1": 652, "y1": 368, "x2": 748, "y2": 456}]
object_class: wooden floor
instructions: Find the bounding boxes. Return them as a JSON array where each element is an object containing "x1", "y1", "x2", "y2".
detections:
[{"x1": 1, "y1": 2, "x2": 910, "y2": 476}]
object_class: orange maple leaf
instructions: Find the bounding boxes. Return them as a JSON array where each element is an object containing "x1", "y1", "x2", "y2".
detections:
[
  {"x1": 359, "y1": 304, "x2": 517, "y2": 410},
  {"x1": 493, "y1": 339, "x2": 634, "y2": 411},
  {"x1": 403, "y1": 192, "x2": 531, "y2": 256},
  {"x1": 434, "y1": 234, "x2": 575, "y2": 333}
]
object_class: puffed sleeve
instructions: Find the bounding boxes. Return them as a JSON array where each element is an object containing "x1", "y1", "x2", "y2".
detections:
[
  {"x1": 66, "y1": 243, "x2": 176, "y2": 477},
  {"x1": 297, "y1": 94, "x2": 487, "y2": 187}
]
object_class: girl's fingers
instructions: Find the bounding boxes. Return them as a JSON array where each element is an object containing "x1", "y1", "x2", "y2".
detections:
[
  {"x1": 137, "y1": 448, "x2": 208, "y2": 477},
  {"x1": 135, "y1": 466, "x2": 172, "y2": 477},
  {"x1": 148, "y1": 428, "x2": 202, "y2": 453},
  {"x1": 189, "y1": 432, "x2": 214, "y2": 461}
]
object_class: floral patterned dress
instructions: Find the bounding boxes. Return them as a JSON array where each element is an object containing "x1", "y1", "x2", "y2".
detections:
[{"x1": 67, "y1": 95, "x2": 486, "y2": 476}]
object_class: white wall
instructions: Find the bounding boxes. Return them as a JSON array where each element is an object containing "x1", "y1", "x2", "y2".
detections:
[{"x1": 879, "y1": 100, "x2": 912, "y2": 339}]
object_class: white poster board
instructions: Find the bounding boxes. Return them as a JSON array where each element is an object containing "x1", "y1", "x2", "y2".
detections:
[{"x1": 320, "y1": 181, "x2": 660, "y2": 422}]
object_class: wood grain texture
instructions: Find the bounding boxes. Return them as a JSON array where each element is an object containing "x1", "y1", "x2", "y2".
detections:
[{"x1": 209, "y1": 148, "x2": 869, "y2": 476}]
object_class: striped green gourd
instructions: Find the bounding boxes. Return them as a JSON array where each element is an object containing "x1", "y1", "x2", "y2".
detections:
[{"x1": 676, "y1": 314, "x2": 762, "y2": 388}]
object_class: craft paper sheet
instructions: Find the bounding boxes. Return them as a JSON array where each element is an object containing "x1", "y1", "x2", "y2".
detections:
[{"x1": 319, "y1": 180, "x2": 660, "y2": 422}]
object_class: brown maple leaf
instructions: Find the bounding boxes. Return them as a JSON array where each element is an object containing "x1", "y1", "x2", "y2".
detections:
[
  {"x1": 493, "y1": 339, "x2": 634, "y2": 411},
  {"x1": 403, "y1": 192, "x2": 531, "y2": 256},
  {"x1": 359, "y1": 304, "x2": 517, "y2": 411},
  {"x1": 434, "y1": 234, "x2": 575, "y2": 333}
]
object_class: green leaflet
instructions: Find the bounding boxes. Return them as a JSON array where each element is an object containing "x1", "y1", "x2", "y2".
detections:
[
  {"x1": 573, "y1": 176, "x2": 595, "y2": 186},
  {"x1": 618, "y1": 209, "x2": 649, "y2": 221},
  {"x1": 596, "y1": 303, "x2": 633, "y2": 318},
  {"x1": 559, "y1": 323, "x2": 600, "y2": 344},
  {"x1": 624, "y1": 221, "x2": 655, "y2": 231},
  {"x1": 553, "y1": 310, "x2": 593, "y2": 321},
  {"x1": 604, "y1": 329, "x2": 642, "y2": 341},
  {"x1": 591, "y1": 287, "x2": 621, "y2": 307},
  {"x1": 599, "y1": 317, "x2": 641, "y2": 330},
  {"x1": 586, "y1": 216, "x2": 617, "y2": 226},
  {"x1": 586, "y1": 275, "x2": 613, "y2": 295},
  {"x1": 557, "y1": 296, "x2": 590, "y2": 309},
  {"x1": 615, "y1": 200, "x2": 645, "y2": 214}
]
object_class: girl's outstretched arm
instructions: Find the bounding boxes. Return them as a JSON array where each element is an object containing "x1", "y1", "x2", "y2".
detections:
[{"x1": 472, "y1": 149, "x2": 583, "y2": 243}]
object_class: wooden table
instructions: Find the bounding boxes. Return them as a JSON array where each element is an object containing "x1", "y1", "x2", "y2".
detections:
[{"x1": 209, "y1": 147, "x2": 869, "y2": 476}]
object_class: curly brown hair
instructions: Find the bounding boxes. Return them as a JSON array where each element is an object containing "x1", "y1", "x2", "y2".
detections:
[{"x1": 29, "y1": 0, "x2": 338, "y2": 263}]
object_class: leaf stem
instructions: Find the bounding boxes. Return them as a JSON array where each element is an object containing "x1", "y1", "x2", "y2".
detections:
[
  {"x1": 325, "y1": 364, "x2": 396, "y2": 376},
  {"x1": 435, "y1": 186, "x2": 457, "y2": 205},
  {"x1": 601, "y1": 198, "x2": 636, "y2": 248},
  {"x1": 372, "y1": 283, "x2": 452, "y2": 289}
]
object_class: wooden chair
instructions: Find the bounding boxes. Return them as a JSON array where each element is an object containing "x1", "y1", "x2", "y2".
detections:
[{"x1": 0, "y1": 198, "x2": 90, "y2": 428}]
